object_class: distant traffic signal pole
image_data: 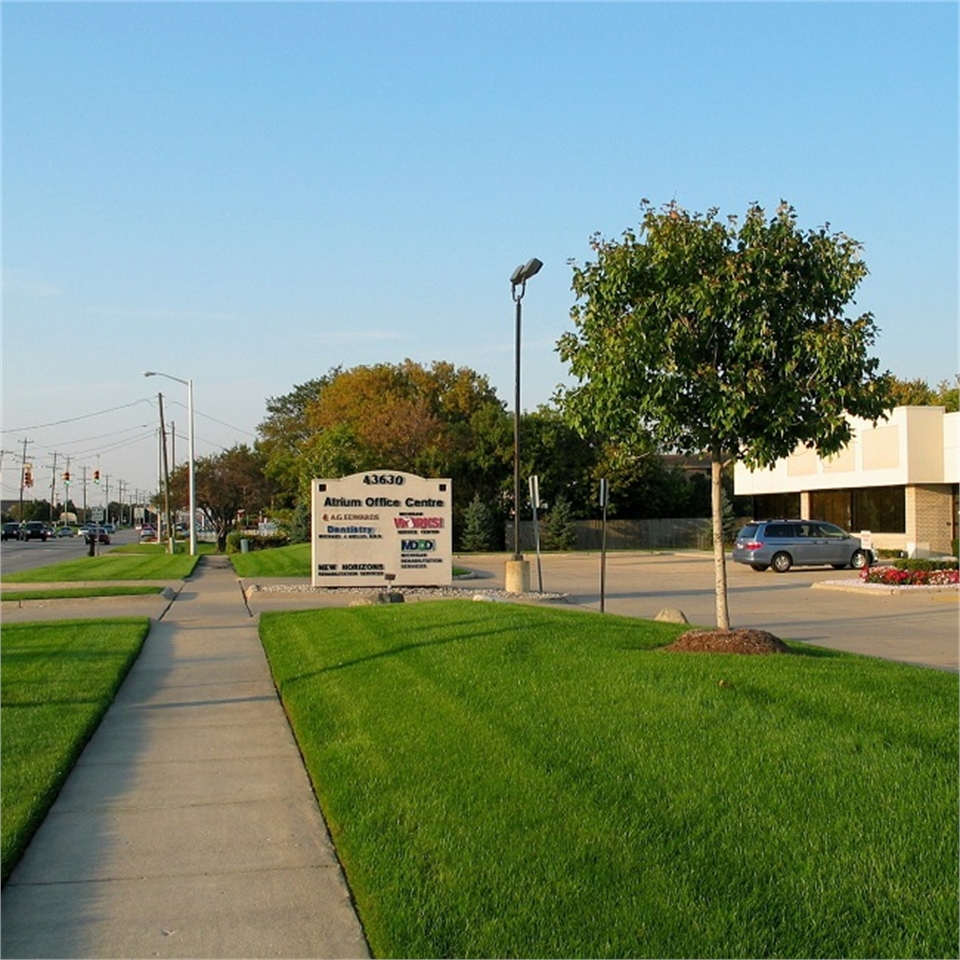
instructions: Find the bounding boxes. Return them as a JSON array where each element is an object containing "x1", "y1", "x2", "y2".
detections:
[{"x1": 144, "y1": 371, "x2": 196, "y2": 556}]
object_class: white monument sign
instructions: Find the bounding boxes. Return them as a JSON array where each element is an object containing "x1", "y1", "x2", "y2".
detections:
[{"x1": 311, "y1": 471, "x2": 453, "y2": 588}]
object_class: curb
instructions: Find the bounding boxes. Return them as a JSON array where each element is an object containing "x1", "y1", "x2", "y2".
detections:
[{"x1": 812, "y1": 580, "x2": 960, "y2": 596}]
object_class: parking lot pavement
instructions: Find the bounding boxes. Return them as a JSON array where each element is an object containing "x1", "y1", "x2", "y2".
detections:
[{"x1": 454, "y1": 551, "x2": 960, "y2": 673}]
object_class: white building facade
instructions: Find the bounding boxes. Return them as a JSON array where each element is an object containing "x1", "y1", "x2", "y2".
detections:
[{"x1": 734, "y1": 406, "x2": 959, "y2": 557}]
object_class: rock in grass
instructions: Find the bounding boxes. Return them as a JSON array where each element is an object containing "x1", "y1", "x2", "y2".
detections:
[
  {"x1": 654, "y1": 607, "x2": 689, "y2": 624},
  {"x1": 349, "y1": 592, "x2": 405, "y2": 606}
]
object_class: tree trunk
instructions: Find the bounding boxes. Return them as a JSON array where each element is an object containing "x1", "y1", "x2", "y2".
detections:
[{"x1": 711, "y1": 446, "x2": 731, "y2": 630}]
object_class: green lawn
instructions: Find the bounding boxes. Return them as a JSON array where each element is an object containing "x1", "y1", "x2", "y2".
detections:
[
  {"x1": 260, "y1": 601, "x2": 959, "y2": 959},
  {"x1": 2, "y1": 586, "x2": 163, "y2": 601},
  {"x1": 1, "y1": 549, "x2": 200, "y2": 583},
  {"x1": 1, "y1": 619, "x2": 150, "y2": 883},
  {"x1": 230, "y1": 541, "x2": 311, "y2": 577},
  {"x1": 111, "y1": 541, "x2": 217, "y2": 556}
]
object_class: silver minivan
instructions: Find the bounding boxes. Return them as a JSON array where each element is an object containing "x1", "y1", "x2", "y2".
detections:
[{"x1": 732, "y1": 520, "x2": 871, "y2": 573}]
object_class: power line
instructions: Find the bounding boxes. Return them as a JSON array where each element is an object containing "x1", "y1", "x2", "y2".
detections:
[
  {"x1": 63, "y1": 430, "x2": 158, "y2": 460},
  {"x1": 152, "y1": 395, "x2": 257, "y2": 438},
  {"x1": 5, "y1": 396, "x2": 257, "y2": 441},
  {"x1": 195, "y1": 409, "x2": 257, "y2": 437},
  {"x1": 1, "y1": 399, "x2": 154, "y2": 435},
  {"x1": 46, "y1": 423, "x2": 155, "y2": 447}
]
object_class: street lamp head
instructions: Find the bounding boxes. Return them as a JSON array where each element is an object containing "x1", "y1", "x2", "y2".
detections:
[
  {"x1": 143, "y1": 371, "x2": 156, "y2": 377},
  {"x1": 510, "y1": 258, "x2": 543, "y2": 300},
  {"x1": 521, "y1": 257, "x2": 543, "y2": 281},
  {"x1": 510, "y1": 258, "x2": 543, "y2": 287}
]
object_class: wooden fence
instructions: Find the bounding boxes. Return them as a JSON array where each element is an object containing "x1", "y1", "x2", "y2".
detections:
[{"x1": 508, "y1": 517, "x2": 714, "y2": 552}]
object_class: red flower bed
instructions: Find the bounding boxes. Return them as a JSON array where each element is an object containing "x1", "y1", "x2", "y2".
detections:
[{"x1": 861, "y1": 567, "x2": 960, "y2": 586}]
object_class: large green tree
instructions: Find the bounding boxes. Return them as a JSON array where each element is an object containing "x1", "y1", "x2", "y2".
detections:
[
  {"x1": 258, "y1": 372, "x2": 340, "y2": 508},
  {"x1": 170, "y1": 444, "x2": 272, "y2": 552},
  {"x1": 887, "y1": 375, "x2": 959, "y2": 412},
  {"x1": 258, "y1": 360, "x2": 514, "y2": 543},
  {"x1": 558, "y1": 200, "x2": 893, "y2": 630}
]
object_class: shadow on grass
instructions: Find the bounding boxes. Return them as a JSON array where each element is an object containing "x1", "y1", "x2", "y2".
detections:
[{"x1": 282, "y1": 621, "x2": 515, "y2": 688}]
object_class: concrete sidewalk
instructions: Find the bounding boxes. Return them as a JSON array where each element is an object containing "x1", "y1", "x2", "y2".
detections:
[{"x1": 1, "y1": 557, "x2": 370, "y2": 960}]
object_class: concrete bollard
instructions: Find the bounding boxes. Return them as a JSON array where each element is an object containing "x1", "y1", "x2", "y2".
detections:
[{"x1": 504, "y1": 559, "x2": 531, "y2": 594}]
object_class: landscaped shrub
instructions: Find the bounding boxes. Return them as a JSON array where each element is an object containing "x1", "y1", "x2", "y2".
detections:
[
  {"x1": 285, "y1": 501, "x2": 312, "y2": 544},
  {"x1": 543, "y1": 494, "x2": 577, "y2": 551},
  {"x1": 892, "y1": 558, "x2": 959, "y2": 572},
  {"x1": 225, "y1": 531, "x2": 291, "y2": 554},
  {"x1": 459, "y1": 495, "x2": 499, "y2": 552},
  {"x1": 876, "y1": 548, "x2": 906, "y2": 560}
]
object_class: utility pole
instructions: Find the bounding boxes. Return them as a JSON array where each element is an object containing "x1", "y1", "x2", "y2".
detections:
[
  {"x1": 18, "y1": 438, "x2": 33, "y2": 522},
  {"x1": 49, "y1": 452, "x2": 59, "y2": 523},
  {"x1": 157, "y1": 393, "x2": 173, "y2": 553},
  {"x1": 63, "y1": 456, "x2": 72, "y2": 520}
]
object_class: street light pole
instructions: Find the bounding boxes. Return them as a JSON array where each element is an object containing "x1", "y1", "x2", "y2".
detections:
[
  {"x1": 186, "y1": 377, "x2": 196, "y2": 557},
  {"x1": 506, "y1": 258, "x2": 542, "y2": 589},
  {"x1": 144, "y1": 371, "x2": 197, "y2": 556}
]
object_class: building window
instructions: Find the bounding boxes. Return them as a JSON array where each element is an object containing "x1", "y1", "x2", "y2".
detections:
[
  {"x1": 751, "y1": 493, "x2": 801, "y2": 520},
  {"x1": 809, "y1": 486, "x2": 905, "y2": 533},
  {"x1": 852, "y1": 486, "x2": 905, "y2": 533},
  {"x1": 810, "y1": 490, "x2": 851, "y2": 529}
]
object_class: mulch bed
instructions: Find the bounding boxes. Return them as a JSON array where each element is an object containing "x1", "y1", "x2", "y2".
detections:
[{"x1": 663, "y1": 628, "x2": 792, "y2": 655}]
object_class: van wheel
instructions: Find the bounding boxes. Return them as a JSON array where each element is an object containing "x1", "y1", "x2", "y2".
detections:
[
  {"x1": 750, "y1": 564, "x2": 769, "y2": 572},
  {"x1": 850, "y1": 550, "x2": 868, "y2": 570},
  {"x1": 771, "y1": 552, "x2": 793, "y2": 573}
]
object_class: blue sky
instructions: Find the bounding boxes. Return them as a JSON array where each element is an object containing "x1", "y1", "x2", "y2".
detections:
[{"x1": 2, "y1": 2, "x2": 957, "y2": 502}]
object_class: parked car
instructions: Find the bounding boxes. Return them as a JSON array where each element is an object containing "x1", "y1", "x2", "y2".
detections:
[
  {"x1": 2, "y1": 522, "x2": 21, "y2": 541},
  {"x1": 84, "y1": 527, "x2": 111, "y2": 545},
  {"x1": 19, "y1": 521, "x2": 49, "y2": 541},
  {"x1": 139, "y1": 524, "x2": 157, "y2": 542},
  {"x1": 732, "y1": 520, "x2": 872, "y2": 573}
]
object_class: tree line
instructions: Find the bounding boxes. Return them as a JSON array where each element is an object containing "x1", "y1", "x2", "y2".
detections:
[
  {"x1": 163, "y1": 358, "x2": 724, "y2": 552},
  {"x1": 162, "y1": 362, "x2": 953, "y2": 557}
]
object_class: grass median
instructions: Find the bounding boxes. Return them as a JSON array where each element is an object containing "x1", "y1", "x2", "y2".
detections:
[
  {"x1": 2, "y1": 586, "x2": 164, "y2": 601},
  {"x1": 260, "y1": 600, "x2": 958, "y2": 959},
  {"x1": 1, "y1": 618, "x2": 150, "y2": 884},
  {"x1": 1, "y1": 546, "x2": 200, "y2": 584},
  {"x1": 230, "y1": 542, "x2": 311, "y2": 577}
]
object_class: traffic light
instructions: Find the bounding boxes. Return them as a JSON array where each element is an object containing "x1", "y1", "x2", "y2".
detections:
[
  {"x1": 63, "y1": 471, "x2": 71, "y2": 486},
  {"x1": 94, "y1": 469, "x2": 100, "y2": 484},
  {"x1": 24, "y1": 466, "x2": 33, "y2": 488}
]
